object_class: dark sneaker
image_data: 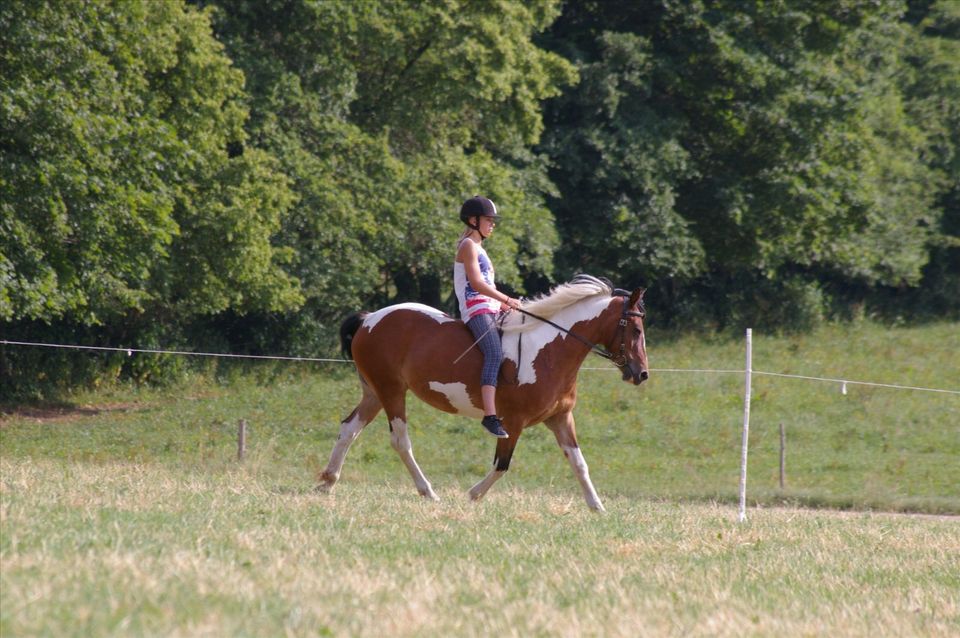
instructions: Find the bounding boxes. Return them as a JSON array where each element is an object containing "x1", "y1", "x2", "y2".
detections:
[{"x1": 481, "y1": 415, "x2": 509, "y2": 438}]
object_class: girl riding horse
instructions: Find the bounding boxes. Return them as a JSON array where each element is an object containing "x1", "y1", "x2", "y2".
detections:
[
  {"x1": 454, "y1": 196, "x2": 521, "y2": 439},
  {"x1": 320, "y1": 273, "x2": 649, "y2": 511}
]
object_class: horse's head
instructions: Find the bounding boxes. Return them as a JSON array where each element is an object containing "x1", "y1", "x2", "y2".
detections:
[{"x1": 608, "y1": 287, "x2": 649, "y2": 385}]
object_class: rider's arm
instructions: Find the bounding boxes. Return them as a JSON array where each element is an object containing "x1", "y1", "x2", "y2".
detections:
[{"x1": 457, "y1": 240, "x2": 519, "y2": 309}]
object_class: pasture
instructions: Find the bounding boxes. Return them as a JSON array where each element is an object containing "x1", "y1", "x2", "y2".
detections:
[{"x1": 2, "y1": 321, "x2": 959, "y2": 635}]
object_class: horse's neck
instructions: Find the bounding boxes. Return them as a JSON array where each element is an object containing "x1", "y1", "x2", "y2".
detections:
[
  {"x1": 553, "y1": 296, "x2": 612, "y2": 338},
  {"x1": 505, "y1": 296, "x2": 615, "y2": 386},
  {"x1": 520, "y1": 297, "x2": 613, "y2": 368}
]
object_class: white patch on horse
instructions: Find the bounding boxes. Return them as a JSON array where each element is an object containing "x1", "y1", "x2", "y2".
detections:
[
  {"x1": 389, "y1": 417, "x2": 438, "y2": 500},
  {"x1": 561, "y1": 444, "x2": 605, "y2": 512},
  {"x1": 362, "y1": 303, "x2": 455, "y2": 331},
  {"x1": 502, "y1": 296, "x2": 610, "y2": 385},
  {"x1": 428, "y1": 381, "x2": 484, "y2": 418}
]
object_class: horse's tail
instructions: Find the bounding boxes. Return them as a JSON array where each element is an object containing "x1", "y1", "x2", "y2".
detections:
[{"x1": 339, "y1": 312, "x2": 368, "y2": 360}]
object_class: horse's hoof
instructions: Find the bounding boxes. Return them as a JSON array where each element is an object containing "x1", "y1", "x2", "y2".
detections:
[{"x1": 315, "y1": 476, "x2": 337, "y2": 494}]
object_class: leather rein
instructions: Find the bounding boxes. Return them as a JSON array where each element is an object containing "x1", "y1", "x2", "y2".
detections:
[{"x1": 512, "y1": 293, "x2": 644, "y2": 369}]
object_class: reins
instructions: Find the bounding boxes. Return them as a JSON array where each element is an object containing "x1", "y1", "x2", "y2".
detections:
[
  {"x1": 513, "y1": 306, "x2": 616, "y2": 362},
  {"x1": 515, "y1": 297, "x2": 644, "y2": 368},
  {"x1": 451, "y1": 290, "x2": 645, "y2": 370}
]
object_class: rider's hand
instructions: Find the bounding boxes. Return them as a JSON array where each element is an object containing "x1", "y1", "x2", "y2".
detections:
[{"x1": 502, "y1": 297, "x2": 521, "y2": 311}]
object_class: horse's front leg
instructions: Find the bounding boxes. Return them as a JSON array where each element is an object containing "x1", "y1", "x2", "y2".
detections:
[
  {"x1": 545, "y1": 411, "x2": 605, "y2": 512},
  {"x1": 468, "y1": 435, "x2": 518, "y2": 501}
]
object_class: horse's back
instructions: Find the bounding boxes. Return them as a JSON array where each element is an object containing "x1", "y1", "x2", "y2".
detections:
[
  {"x1": 351, "y1": 303, "x2": 474, "y2": 372},
  {"x1": 351, "y1": 303, "x2": 489, "y2": 415},
  {"x1": 353, "y1": 304, "x2": 464, "y2": 354}
]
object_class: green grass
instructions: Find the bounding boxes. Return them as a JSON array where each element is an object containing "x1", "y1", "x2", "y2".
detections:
[
  {"x1": 2, "y1": 321, "x2": 958, "y2": 512},
  {"x1": 2, "y1": 321, "x2": 959, "y2": 635}
]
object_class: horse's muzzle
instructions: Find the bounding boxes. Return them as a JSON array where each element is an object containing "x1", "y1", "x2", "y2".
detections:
[{"x1": 622, "y1": 362, "x2": 649, "y2": 385}]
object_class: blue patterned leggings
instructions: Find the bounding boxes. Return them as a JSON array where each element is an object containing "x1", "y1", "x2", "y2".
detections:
[{"x1": 466, "y1": 313, "x2": 503, "y2": 387}]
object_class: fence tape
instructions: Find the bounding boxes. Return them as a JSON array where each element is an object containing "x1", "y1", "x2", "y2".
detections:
[
  {"x1": 0, "y1": 340, "x2": 348, "y2": 363},
  {"x1": 584, "y1": 365, "x2": 959, "y2": 395},
  {"x1": 3, "y1": 339, "x2": 958, "y2": 395},
  {"x1": 753, "y1": 370, "x2": 959, "y2": 395}
]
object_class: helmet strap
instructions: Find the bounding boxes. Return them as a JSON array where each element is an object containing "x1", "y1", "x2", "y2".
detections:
[{"x1": 467, "y1": 216, "x2": 488, "y2": 240}]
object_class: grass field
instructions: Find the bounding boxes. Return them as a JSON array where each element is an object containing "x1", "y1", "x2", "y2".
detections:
[
  {"x1": 2, "y1": 460, "x2": 958, "y2": 637},
  {"x1": 2, "y1": 321, "x2": 959, "y2": 635}
]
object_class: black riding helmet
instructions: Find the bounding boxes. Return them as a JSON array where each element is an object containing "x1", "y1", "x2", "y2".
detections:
[{"x1": 459, "y1": 196, "x2": 501, "y2": 238}]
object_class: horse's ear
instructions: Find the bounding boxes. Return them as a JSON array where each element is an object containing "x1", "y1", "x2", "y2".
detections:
[{"x1": 630, "y1": 287, "x2": 646, "y2": 305}]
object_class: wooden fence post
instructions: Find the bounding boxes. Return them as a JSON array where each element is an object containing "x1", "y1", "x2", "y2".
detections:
[
  {"x1": 238, "y1": 419, "x2": 247, "y2": 461},
  {"x1": 779, "y1": 422, "x2": 786, "y2": 490}
]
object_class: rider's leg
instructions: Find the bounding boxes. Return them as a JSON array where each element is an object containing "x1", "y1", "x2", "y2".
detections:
[
  {"x1": 467, "y1": 313, "x2": 508, "y2": 438},
  {"x1": 480, "y1": 384, "x2": 497, "y2": 416}
]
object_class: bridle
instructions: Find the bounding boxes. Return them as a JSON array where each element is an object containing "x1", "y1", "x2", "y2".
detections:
[{"x1": 514, "y1": 291, "x2": 645, "y2": 370}]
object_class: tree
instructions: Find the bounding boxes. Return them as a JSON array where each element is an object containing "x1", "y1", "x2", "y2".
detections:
[
  {"x1": 202, "y1": 0, "x2": 575, "y2": 350},
  {"x1": 1, "y1": 0, "x2": 300, "y2": 397},
  {"x1": 898, "y1": 0, "x2": 960, "y2": 317},
  {"x1": 539, "y1": 0, "x2": 945, "y2": 329}
]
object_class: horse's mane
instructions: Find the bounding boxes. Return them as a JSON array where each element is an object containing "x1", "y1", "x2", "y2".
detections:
[{"x1": 501, "y1": 274, "x2": 614, "y2": 334}]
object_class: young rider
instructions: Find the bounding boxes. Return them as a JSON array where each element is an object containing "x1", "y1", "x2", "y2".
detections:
[{"x1": 454, "y1": 196, "x2": 521, "y2": 439}]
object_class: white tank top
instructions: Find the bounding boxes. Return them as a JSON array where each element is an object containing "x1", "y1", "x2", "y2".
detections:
[{"x1": 454, "y1": 239, "x2": 500, "y2": 321}]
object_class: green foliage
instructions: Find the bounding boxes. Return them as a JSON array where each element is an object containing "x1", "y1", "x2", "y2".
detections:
[
  {"x1": 0, "y1": 0, "x2": 300, "y2": 398},
  {"x1": 540, "y1": 27, "x2": 705, "y2": 284},
  {"x1": 539, "y1": 0, "x2": 952, "y2": 324},
  {"x1": 0, "y1": 0, "x2": 300, "y2": 325},
  {"x1": 342, "y1": 0, "x2": 575, "y2": 155},
  {"x1": 206, "y1": 0, "x2": 572, "y2": 334},
  {"x1": 897, "y1": 0, "x2": 960, "y2": 317},
  {"x1": 2, "y1": 0, "x2": 959, "y2": 400}
]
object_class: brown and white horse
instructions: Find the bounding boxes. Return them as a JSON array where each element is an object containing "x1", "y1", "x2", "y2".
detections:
[{"x1": 318, "y1": 275, "x2": 648, "y2": 511}]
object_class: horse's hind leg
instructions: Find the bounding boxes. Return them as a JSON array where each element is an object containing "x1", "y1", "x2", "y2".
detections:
[
  {"x1": 385, "y1": 396, "x2": 439, "y2": 501},
  {"x1": 318, "y1": 380, "x2": 381, "y2": 492}
]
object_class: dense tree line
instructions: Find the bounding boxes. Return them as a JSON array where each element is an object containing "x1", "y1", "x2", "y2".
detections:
[
  {"x1": 539, "y1": 0, "x2": 959, "y2": 329},
  {"x1": 2, "y1": 0, "x2": 957, "y2": 399}
]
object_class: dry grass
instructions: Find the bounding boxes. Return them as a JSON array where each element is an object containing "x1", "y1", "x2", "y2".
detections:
[{"x1": 2, "y1": 457, "x2": 958, "y2": 637}]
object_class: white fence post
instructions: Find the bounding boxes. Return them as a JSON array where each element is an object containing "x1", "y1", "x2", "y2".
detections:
[{"x1": 738, "y1": 328, "x2": 753, "y2": 523}]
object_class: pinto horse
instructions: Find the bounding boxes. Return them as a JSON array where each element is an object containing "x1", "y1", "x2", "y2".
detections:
[{"x1": 318, "y1": 275, "x2": 648, "y2": 511}]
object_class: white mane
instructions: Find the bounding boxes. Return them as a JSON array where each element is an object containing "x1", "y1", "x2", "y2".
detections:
[{"x1": 501, "y1": 275, "x2": 613, "y2": 335}]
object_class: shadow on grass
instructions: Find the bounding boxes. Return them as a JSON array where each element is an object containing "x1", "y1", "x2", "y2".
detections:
[{"x1": 0, "y1": 401, "x2": 145, "y2": 425}]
